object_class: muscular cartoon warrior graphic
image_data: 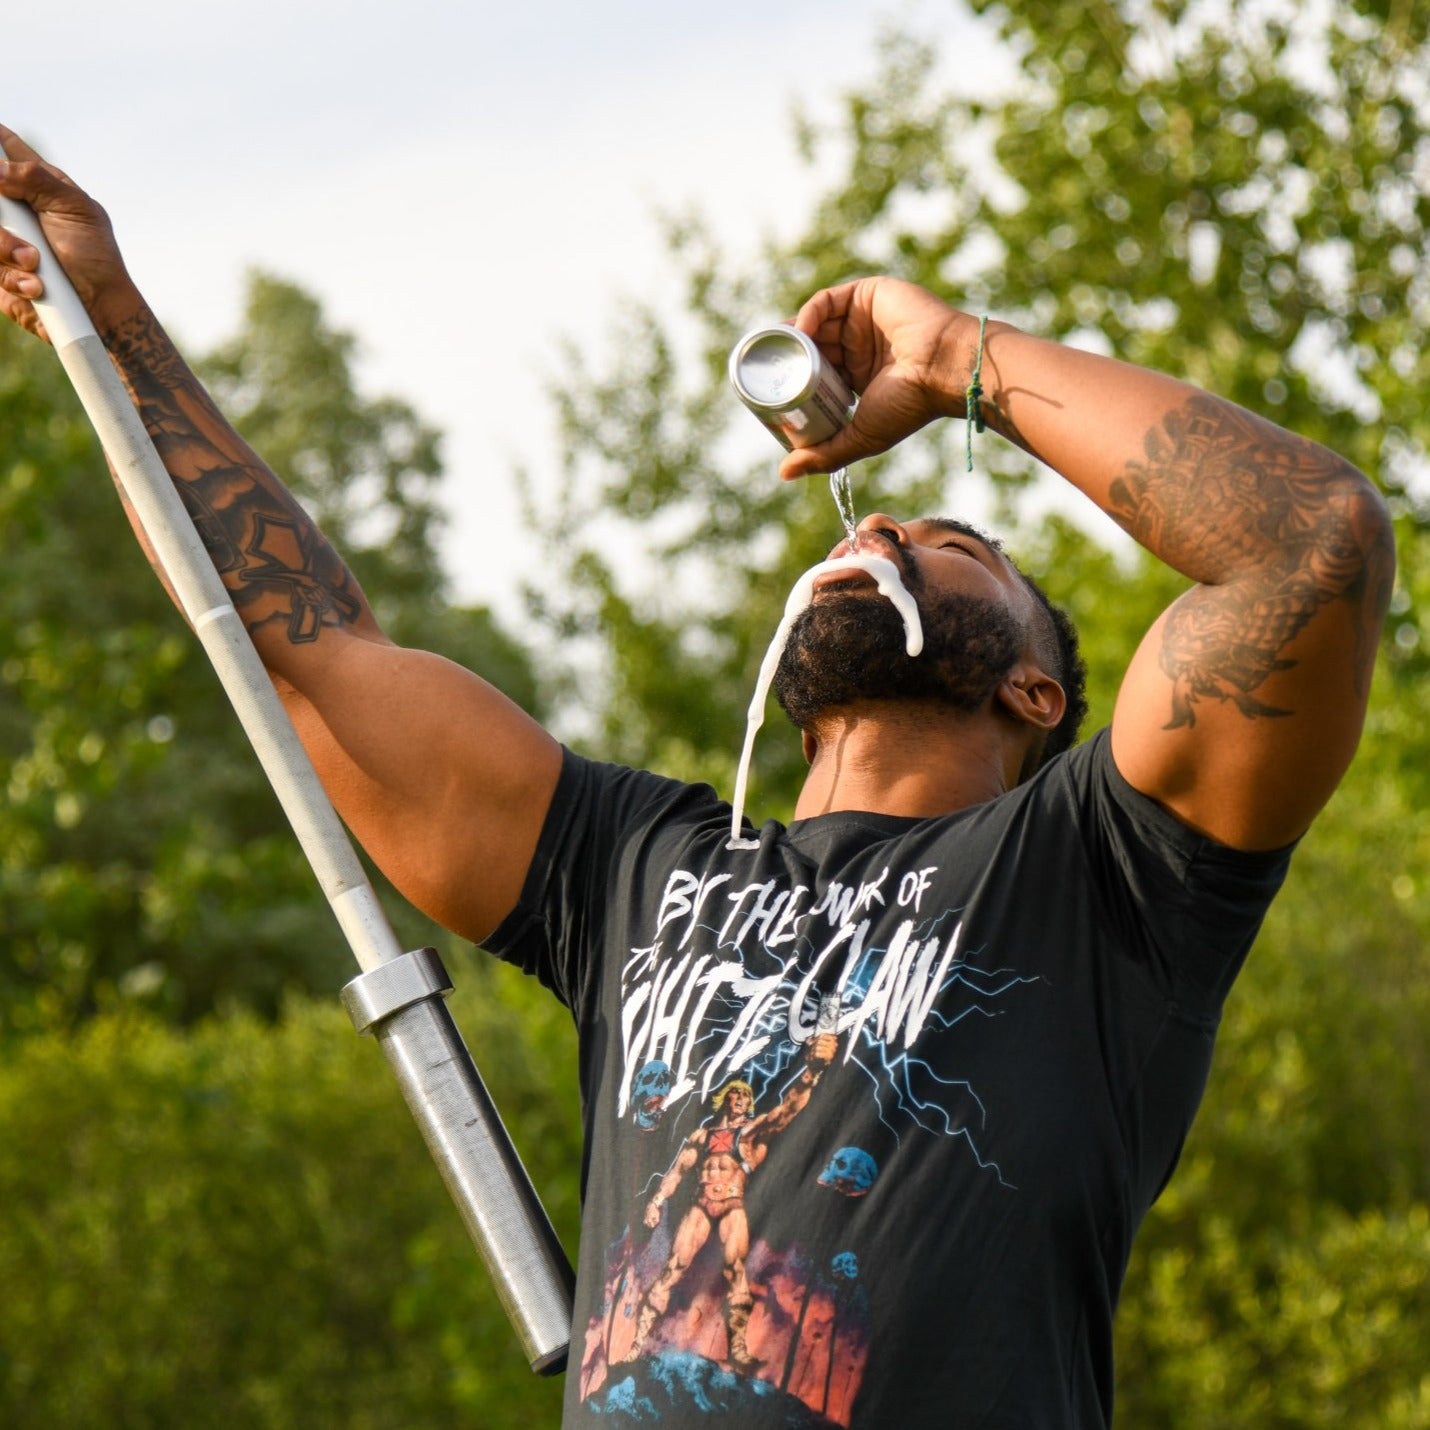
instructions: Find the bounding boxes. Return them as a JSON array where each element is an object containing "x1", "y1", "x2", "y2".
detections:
[{"x1": 622, "y1": 1029, "x2": 839, "y2": 1370}]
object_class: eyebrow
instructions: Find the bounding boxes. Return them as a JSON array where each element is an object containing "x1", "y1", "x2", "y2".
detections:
[
  {"x1": 918, "y1": 517, "x2": 1004, "y2": 551},
  {"x1": 912, "y1": 518, "x2": 1015, "y2": 579}
]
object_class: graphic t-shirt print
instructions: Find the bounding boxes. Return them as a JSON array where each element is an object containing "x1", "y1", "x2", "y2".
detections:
[{"x1": 577, "y1": 853, "x2": 1040, "y2": 1424}]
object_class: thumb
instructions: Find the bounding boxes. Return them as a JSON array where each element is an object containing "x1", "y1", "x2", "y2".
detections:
[
  {"x1": 0, "y1": 122, "x2": 41, "y2": 165},
  {"x1": 0, "y1": 124, "x2": 78, "y2": 188},
  {"x1": 0, "y1": 126, "x2": 101, "y2": 228},
  {"x1": 778, "y1": 417, "x2": 889, "y2": 481},
  {"x1": 778, "y1": 362, "x2": 944, "y2": 480},
  {"x1": 0, "y1": 154, "x2": 87, "y2": 219}
]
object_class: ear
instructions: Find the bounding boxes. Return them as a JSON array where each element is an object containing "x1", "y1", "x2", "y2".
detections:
[
  {"x1": 995, "y1": 662, "x2": 1066, "y2": 734},
  {"x1": 802, "y1": 728, "x2": 818, "y2": 764}
]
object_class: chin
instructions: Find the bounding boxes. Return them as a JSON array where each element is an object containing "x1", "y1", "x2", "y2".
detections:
[{"x1": 773, "y1": 589, "x2": 1021, "y2": 730}]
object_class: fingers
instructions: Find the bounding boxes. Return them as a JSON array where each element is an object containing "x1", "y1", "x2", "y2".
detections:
[
  {"x1": 0, "y1": 126, "x2": 47, "y2": 203},
  {"x1": 0, "y1": 148, "x2": 45, "y2": 330},
  {"x1": 793, "y1": 278, "x2": 875, "y2": 384},
  {"x1": 0, "y1": 229, "x2": 47, "y2": 336},
  {"x1": 791, "y1": 280, "x2": 859, "y2": 341},
  {"x1": 778, "y1": 361, "x2": 941, "y2": 480},
  {"x1": 778, "y1": 422, "x2": 881, "y2": 481},
  {"x1": 0, "y1": 284, "x2": 49, "y2": 342},
  {"x1": 0, "y1": 147, "x2": 84, "y2": 219},
  {"x1": 776, "y1": 277, "x2": 973, "y2": 479},
  {"x1": 0, "y1": 265, "x2": 44, "y2": 303},
  {"x1": 0, "y1": 147, "x2": 46, "y2": 310},
  {"x1": 0, "y1": 128, "x2": 55, "y2": 341},
  {"x1": 0, "y1": 228, "x2": 43, "y2": 286},
  {"x1": 0, "y1": 124, "x2": 109, "y2": 246},
  {"x1": 0, "y1": 124, "x2": 135, "y2": 332}
]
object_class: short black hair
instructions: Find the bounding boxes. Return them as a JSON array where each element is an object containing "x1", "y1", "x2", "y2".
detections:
[
  {"x1": 1015, "y1": 568, "x2": 1089, "y2": 767},
  {"x1": 924, "y1": 519, "x2": 1089, "y2": 770}
]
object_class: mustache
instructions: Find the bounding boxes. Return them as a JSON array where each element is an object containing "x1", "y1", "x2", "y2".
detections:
[{"x1": 847, "y1": 530, "x2": 923, "y2": 590}]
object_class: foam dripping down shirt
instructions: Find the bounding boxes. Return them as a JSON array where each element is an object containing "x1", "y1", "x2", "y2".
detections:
[{"x1": 487, "y1": 729, "x2": 1293, "y2": 1428}]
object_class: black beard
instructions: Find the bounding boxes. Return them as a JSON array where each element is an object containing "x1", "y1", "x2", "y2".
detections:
[{"x1": 772, "y1": 581, "x2": 1023, "y2": 730}]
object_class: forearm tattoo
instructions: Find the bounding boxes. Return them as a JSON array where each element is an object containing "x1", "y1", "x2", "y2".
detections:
[
  {"x1": 1108, "y1": 395, "x2": 1393, "y2": 729},
  {"x1": 104, "y1": 310, "x2": 363, "y2": 644}
]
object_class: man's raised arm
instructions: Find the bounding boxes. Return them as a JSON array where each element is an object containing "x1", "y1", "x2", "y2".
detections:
[
  {"x1": 783, "y1": 277, "x2": 1394, "y2": 851},
  {"x1": 0, "y1": 127, "x2": 561, "y2": 940}
]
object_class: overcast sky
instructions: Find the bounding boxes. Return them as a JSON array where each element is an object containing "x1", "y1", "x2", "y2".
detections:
[{"x1": 8, "y1": 0, "x2": 1001, "y2": 619}]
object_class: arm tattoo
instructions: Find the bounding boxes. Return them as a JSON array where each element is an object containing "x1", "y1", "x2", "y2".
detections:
[
  {"x1": 1108, "y1": 395, "x2": 1392, "y2": 728},
  {"x1": 104, "y1": 309, "x2": 363, "y2": 644}
]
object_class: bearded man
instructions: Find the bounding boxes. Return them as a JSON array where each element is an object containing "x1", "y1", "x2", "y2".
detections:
[{"x1": 0, "y1": 126, "x2": 1393, "y2": 1429}]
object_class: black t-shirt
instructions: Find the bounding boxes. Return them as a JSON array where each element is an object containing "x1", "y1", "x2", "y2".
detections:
[{"x1": 488, "y1": 729, "x2": 1292, "y2": 1428}]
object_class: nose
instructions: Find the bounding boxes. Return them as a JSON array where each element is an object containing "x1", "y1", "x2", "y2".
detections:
[
  {"x1": 828, "y1": 513, "x2": 909, "y2": 559},
  {"x1": 830, "y1": 513, "x2": 910, "y2": 558},
  {"x1": 856, "y1": 513, "x2": 909, "y2": 547}
]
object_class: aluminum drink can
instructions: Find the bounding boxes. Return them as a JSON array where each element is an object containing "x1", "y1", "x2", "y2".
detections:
[{"x1": 729, "y1": 325, "x2": 857, "y2": 451}]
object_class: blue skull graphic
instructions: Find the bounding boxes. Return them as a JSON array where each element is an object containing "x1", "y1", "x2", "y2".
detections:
[
  {"x1": 817, "y1": 1145, "x2": 878, "y2": 1197},
  {"x1": 630, "y1": 1059, "x2": 673, "y2": 1130},
  {"x1": 831, "y1": 1250, "x2": 860, "y2": 1281}
]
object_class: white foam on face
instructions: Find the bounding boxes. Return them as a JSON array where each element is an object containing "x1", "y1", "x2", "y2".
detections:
[{"x1": 726, "y1": 554, "x2": 924, "y2": 850}]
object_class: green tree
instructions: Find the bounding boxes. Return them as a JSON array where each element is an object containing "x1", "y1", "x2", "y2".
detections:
[
  {"x1": 5, "y1": 3, "x2": 1427, "y2": 1420},
  {"x1": 0, "y1": 953, "x2": 581, "y2": 1428},
  {"x1": 0, "y1": 275, "x2": 541, "y2": 1031}
]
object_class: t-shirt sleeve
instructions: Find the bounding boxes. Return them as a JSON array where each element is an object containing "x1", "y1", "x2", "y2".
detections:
[
  {"x1": 1056, "y1": 728, "x2": 1295, "y2": 1013},
  {"x1": 483, "y1": 747, "x2": 716, "y2": 1016}
]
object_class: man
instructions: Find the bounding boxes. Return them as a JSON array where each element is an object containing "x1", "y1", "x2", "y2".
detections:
[
  {"x1": 626, "y1": 1032, "x2": 838, "y2": 1371},
  {"x1": 0, "y1": 127, "x2": 1393, "y2": 1426}
]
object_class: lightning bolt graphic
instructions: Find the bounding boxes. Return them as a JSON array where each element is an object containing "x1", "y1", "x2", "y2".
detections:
[{"x1": 626, "y1": 883, "x2": 1041, "y2": 1183}]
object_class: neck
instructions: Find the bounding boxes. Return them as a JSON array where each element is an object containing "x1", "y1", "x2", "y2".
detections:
[{"x1": 793, "y1": 700, "x2": 1022, "y2": 821}]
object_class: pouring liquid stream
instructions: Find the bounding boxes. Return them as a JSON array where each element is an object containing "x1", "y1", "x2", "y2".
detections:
[
  {"x1": 829, "y1": 467, "x2": 858, "y2": 550},
  {"x1": 725, "y1": 331, "x2": 930, "y2": 846}
]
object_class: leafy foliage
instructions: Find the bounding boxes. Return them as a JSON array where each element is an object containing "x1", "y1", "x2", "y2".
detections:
[
  {"x1": 2, "y1": 0, "x2": 1428, "y2": 1422},
  {"x1": 0, "y1": 955, "x2": 580, "y2": 1428},
  {"x1": 0, "y1": 277, "x2": 541, "y2": 1030}
]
